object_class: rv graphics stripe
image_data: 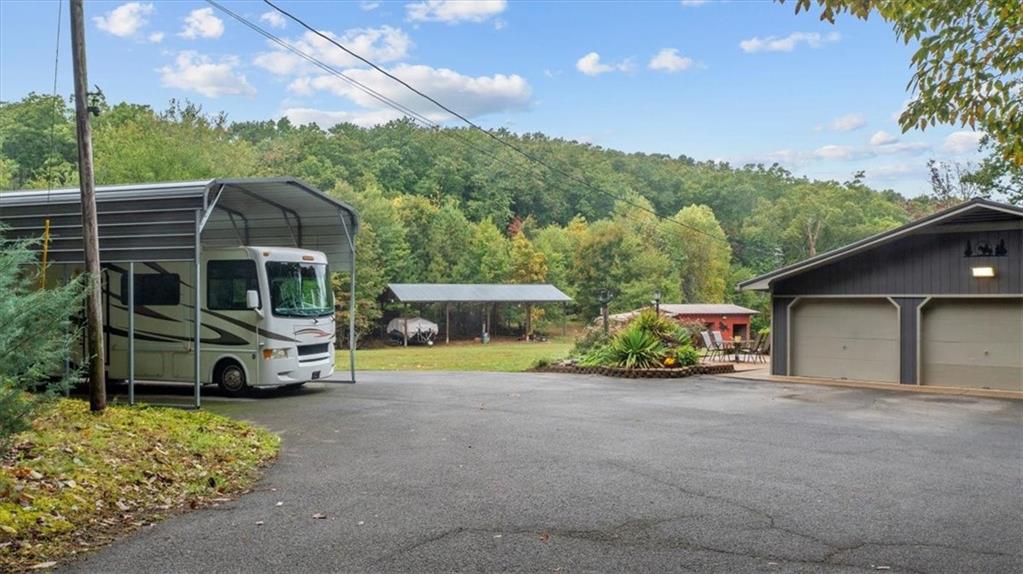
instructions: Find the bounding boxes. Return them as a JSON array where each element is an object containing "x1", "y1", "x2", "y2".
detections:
[
  {"x1": 105, "y1": 323, "x2": 249, "y2": 346},
  {"x1": 200, "y1": 308, "x2": 299, "y2": 343}
]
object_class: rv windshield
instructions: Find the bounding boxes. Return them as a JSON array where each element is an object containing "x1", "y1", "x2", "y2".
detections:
[{"x1": 265, "y1": 261, "x2": 332, "y2": 317}]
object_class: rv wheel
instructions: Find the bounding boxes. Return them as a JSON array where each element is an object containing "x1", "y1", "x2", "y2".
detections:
[{"x1": 216, "y1": 362, "x2": 248, "y2": 397}]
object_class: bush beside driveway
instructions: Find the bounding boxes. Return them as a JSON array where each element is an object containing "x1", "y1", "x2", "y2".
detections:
[{"x1": 67, "y1": 372, "x2": 1022, "y2": 573}]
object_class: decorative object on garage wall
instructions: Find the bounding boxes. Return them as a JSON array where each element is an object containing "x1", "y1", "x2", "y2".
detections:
[{"x1": 963, "y1": 239, "x2": 1008, "y2": 257}]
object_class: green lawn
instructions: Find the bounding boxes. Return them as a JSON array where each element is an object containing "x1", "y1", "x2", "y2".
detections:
[{"x1": 338, "y1": 338, "x2": 573, "y2": 372}]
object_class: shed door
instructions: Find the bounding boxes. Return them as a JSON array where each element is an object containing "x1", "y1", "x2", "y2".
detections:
[
  {"x1": 920, "y1": 299, "x2": 1023, "y2": 391},
  {"x1": 790, "y1": 299, "x2": 899, "y2": 383}
]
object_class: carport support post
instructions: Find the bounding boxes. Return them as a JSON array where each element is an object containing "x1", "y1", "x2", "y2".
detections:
[
  {"x1": 339, "y1": 211, "x2": 357, "y2": 383},
  {"x1": 127, "y1": 261, "x2": 135, "y2": 406},
  {"x1": 445, "y1": 303, "x2": 450, "y2": 344},
  {"x1": 193, "y1": 210, "x2": 202, "y2": 409}
]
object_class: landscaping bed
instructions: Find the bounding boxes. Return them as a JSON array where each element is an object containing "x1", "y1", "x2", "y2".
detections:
[
  {"x1": 535, "y1": 362, "x2": 734, "y2": 378},
  {"x1": 0, "y1": 399, "x2": 279, "y2": 572}
]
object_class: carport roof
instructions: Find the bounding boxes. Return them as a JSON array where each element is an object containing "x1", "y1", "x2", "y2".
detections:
[
  {"x1": 387, "y1": 283, "x2": 573, "y2": 304},
  {"x1": 0, "y1": 178, "x2": 358, "y2": 268},
  {"x1": 738, "y1": 198, "x2": 1023, "y2": 291}
]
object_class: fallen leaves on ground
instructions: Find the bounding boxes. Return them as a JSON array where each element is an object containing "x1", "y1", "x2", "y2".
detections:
[{"x1": 0, "y1": 399, "x2": 280, "y2": 572}]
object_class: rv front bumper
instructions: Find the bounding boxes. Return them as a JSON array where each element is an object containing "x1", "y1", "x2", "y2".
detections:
[{"x1": 256, "y1": 353, "x2": 335, "y2": 387}]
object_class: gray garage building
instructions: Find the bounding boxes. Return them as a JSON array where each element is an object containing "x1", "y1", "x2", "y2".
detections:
[{"x1": 739, "y1": 198, "x2": 1022, "y2": 392}]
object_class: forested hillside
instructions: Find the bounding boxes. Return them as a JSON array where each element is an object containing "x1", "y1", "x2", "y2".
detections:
[{"x1": 1, "y1": 95, "x2": 938, "y2": 337}]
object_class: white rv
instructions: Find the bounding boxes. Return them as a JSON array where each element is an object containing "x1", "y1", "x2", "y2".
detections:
[
  {"x1": 92, "y1": 246, "x2": 336, "y2": 395},
  {"x1": 1, "y1": 178, "x2": 358, "y2": 403}
]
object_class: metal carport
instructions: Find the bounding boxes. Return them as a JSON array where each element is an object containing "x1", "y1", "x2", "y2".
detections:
[
  {"x1": 0, "y1": 177, "x2": 358, "y2": 407},
  {"x1": 385, "y1": 283, "x2": 573, "y2": 343}
]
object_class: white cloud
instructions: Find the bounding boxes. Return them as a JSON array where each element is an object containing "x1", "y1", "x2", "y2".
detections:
[
  {"x1": 576, "y1": 52, "x2": 632, "y2": 76},
  {"x1": 361, "y1": 1, "x2": 381, "y2": 10},
  {"x1": 406, "y1": 0, "x2": 507, "y2": 23},
  {"x1": 147, "y1": 31, "x2": 165, "y2": 43},
  {"x1": 288, "y1": 64, "x2": 531, "y2": 122},
  {"x1": 739, "y1": 31, "x2": 840, "y2": 53},
  {"x1": 869, "y1": 130, "x2": 898, "y2": 146},
  {"x1": 543, "y1": 69, "x2": 562, "y2": 78},
  {"x1": 813, "y1": 144, "x2": 858, "y2": 160},
  {"x1": 159, "y1": 51, "x2": 255, "y2": 98},
  {"x1": 93, "y1": 2, "x2": 153, "y2": 38},
  {"x1": 812, "y1": 140, "x2": 929, "y2": 161},
  {"x1": 283, "y1": 107, "x2": 406, "y2": 129},
  {"x1": 874, "y1": 141, "x2": 929, "y2": 155},
  {"x1": 180, "y1": 7, "x2": 224, "y2": 39},
  {"x1": 254, "y1": 27, "x2": 412, "y2": 76},
  {"x1": 866, "y1": 163, "x2": 918, "y2": 180},
  {"x1": 260, "y1": 11, "x2": 286, "y2": 29},
  {"x1": 648, "y1": 48, "x2": 694, "y2": 73},
  {"x1": 942, "y1": 131, "x2": 984, "y2": 154},
  {"x1": 680, "y1": 0, "x2": 708, "y2": 5},
  {"x1": 829, "y1": 113, "x2": 866, "y2": 132}
]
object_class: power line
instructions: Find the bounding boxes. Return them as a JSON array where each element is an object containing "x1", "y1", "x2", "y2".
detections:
[
  {"x1": 205, "y1": 1, "x2": 581, "y2": 208},
  {"x1": 261, "y1": 0, "x2": 759, "y2": 254},
  {"x1": 209, "y1": 0, "x2": 762, "y2": 257},
  {"x1": 46, "y1": 0, "x2": 63, "y2": 203}
]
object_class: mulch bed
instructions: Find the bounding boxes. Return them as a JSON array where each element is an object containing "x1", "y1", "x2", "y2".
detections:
[{"x1": 534, "y1": 363, "x2": 734, "y2": 379}]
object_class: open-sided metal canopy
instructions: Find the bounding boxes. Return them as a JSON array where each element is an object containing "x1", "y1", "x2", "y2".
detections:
[
  {"x1": 0, "y1": 177, "x2": 359, "y2": 407},
  {"x1": 0, "y1": 177, "x2": 357, "y2": 268},
  {"x1": 387, "y1": 283, "x2": 572, "y2": 304}
]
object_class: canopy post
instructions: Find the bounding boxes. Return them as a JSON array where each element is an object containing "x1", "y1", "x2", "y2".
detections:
[
  {"x1": 339, "y1": 211, "x2": 356, "y2": 382},
  {"x1": 445, "y1": 303, "x2": 450, "y2": 344},
  {"x1": 127, "y1": 261, "x2": 135, "y2": 406},
  {"x1": 193, "y1": 209, "x2": 202, "y2": 409}
]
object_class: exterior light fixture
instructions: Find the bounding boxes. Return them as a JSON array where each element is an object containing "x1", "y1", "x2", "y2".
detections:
[
  {"x1": 653, "y1": 289, "x2": 661, "y2": 315},
  {"x1": 971, "y1": 266, "x2": 996, "y2": 278}
]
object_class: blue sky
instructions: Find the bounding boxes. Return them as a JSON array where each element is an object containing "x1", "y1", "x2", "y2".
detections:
[{"x1": 0, "y1": 0, "x2": 986, "y2": 197}]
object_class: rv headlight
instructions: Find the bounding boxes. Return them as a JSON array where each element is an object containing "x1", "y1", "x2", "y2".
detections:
[{"x1": 262, "y1": 348, "x2": 290, "y2": 360}]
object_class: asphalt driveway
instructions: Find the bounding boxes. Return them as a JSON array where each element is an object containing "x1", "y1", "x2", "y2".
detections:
[{"x1": 69, "y1": 373, "x2": 1022, "y2": 573}]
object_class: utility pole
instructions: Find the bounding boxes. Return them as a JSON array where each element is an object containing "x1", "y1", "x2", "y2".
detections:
[{"x1": 70, "y1": 0, "x2": 106, "y2": 412}]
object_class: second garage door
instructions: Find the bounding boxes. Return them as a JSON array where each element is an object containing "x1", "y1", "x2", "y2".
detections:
[
  {"x1": 920, "y1": 299, "x2": 1023, "y2": 391},
  {"x1": 790, "y1": 298, "x2": 899, "y2": 383}
]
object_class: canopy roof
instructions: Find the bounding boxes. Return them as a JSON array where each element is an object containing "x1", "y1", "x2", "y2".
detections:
[
  {"x1": 387, "y1": 283, "x2": 572, "y2": 304},
  {"x1": 738, "y1": 198, "x2": 1023, "y2": 291},
  {"x1": 0, "y1": 178, "x2": 358, "y2": 268},
  {"x1": 609, "y1": 304, "x2": 758, "y2": 323}
]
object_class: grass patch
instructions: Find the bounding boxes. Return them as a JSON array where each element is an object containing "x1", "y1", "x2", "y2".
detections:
[
  {"x1": 0, "y1": 399, "x2": 279, "y2": 571},
  {"x1": 341, "y1": 337, "x2": 573, "y2": 372}
]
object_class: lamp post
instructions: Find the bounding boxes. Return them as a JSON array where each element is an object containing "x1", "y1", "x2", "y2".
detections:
[
  {"x1": 599, "y1": 289, "x2": 615, "y2": 336},
  {"x1": 653, "y1": 289, "x2": 661, "y2": 316}
]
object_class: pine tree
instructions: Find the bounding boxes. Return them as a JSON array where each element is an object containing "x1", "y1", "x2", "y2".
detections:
[{"x1": 0, "y1": 232, "x2": 85, "y2": 447}]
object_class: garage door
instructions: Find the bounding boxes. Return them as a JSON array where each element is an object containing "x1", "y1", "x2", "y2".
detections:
[
  {"x1": 790, "y1": 299, "x2": 899, "y2": 383},
  {"x1": 920, "y1": 299, "x2": 1023, "y2": 391}
]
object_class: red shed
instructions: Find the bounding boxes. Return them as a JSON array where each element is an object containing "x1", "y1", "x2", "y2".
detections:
[
  {"x1": 609, "y1": 303, "x2": 759, "y2": 341},
  {"x1": 659, "y1": 304, "x2": 759, "y2": 340}
]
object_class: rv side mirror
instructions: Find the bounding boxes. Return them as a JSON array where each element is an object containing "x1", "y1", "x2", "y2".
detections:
[{"x1": 245, "y1": 290, "x2": 260, "y2": 310}]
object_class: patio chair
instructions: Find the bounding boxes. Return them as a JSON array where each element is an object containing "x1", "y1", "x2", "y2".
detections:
[
  {"x1": 744, "y1": 333, "x2": 768, "y2": 364},
  {"x1": 737, "y1": 332, "x2": 762, "y2": 363},
  {"x1": 699, "y1": 331, "x2": 721, "y2": 362},
  {"x1": 711, "y1": 330, "x2": 736, "y2": 362}
]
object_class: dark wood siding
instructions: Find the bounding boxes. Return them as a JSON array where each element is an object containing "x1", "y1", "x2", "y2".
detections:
[
  {"x1": 774, "y1": 228, "x2": 1021, "y2": 296},
  {"x1": 892, "y1": 297, "x2": 926, "y2": 385},
  {"x1": 770, "y1": 297, "x2": 793, "y2": 376}
]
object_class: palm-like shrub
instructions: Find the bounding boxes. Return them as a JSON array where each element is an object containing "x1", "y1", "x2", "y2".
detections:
[
  {"x1": 631, "y1": 309, "x2": 677, "y2": 341},
  {"x1": 607, "y1": 325, "x2": 666, "y2": 368}
]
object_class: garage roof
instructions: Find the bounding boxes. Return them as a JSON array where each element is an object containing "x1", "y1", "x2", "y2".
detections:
[
  {"x1": 387, "y1": 283, "x2": 572, "y2": 304},
  {"x1": 0, "y1": 178, "x2": 358, "y2": 268},
  {"x1": 739, "y1": 198, "x2": 1023, "y2": 291}
]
